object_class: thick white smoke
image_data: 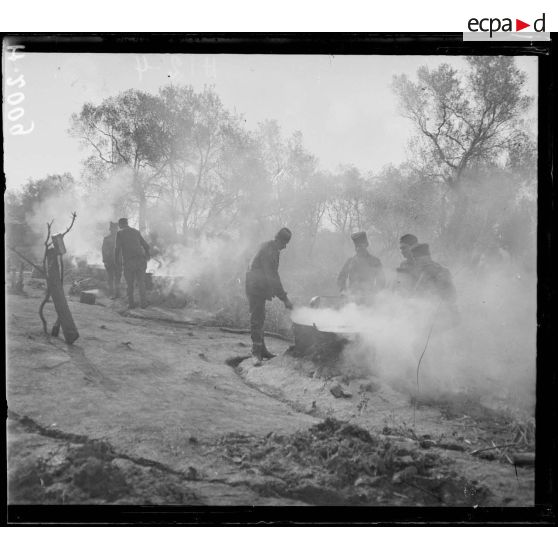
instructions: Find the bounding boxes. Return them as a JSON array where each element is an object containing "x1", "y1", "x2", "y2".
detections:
[
  {"x1": 291, "y1": 261, "x2": 536, "y2": 412},
  {"x1": 149, "y1": 234, "x2": 251, "y2": 295},
  {"x1": 292, "y1": 292, "x2": 440, "y2": 381},
  {"x1": 27, "y1": 169, "x2": 133, "y2": 265}
]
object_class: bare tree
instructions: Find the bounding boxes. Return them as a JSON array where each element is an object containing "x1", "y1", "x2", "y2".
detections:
[
  {"x1": 70, "y1": 90, "x2": 167, "y2": 232},
  {"x1": 392, "y1": 56, "x2": 533, "y2": 240},
  {"x1": 327, "y1": 166, "x2": 368, "y2": 234}
]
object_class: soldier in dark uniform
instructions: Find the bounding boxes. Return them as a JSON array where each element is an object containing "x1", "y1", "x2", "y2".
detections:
[
  {"x1": 337, "y1": 231, "x2": 386, "y2": 302},
  {"x1": 115, "y1": 218, "x2": 150, "y2": 309},
  {"x1": 245, "y1": 228, "x2": 294, "y2": 366},
  {"x1": 393, "y1": 233, "x2": 419, "y2": 294},
  {"x1": 398, "y1": 234, "x2": 418, "y2": 271},
  {"x1": 102, "y1": 222, "x2": 122, "y2": 298},
  {"x1": 411, "y1": 243, "x2": 459, "y2": 327}
]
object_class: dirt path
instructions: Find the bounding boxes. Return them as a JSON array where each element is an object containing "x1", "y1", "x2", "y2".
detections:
[{"x1": 6, "y1": 287, "x2": 534, "y2": 506}]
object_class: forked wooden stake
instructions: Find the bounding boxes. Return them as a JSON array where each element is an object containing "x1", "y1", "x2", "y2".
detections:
[{"x1": 39, "y1": 212, "x2": 79, "y2": 344}]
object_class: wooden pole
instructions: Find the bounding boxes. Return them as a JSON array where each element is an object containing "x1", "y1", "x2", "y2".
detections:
[{"x1": 46, "y1": 247, "x2": 79, "y2": 344}]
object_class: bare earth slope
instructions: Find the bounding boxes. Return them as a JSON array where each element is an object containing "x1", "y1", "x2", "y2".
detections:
[{"x1": 7, "y1": 287, "x2": 534, "y2": 506}]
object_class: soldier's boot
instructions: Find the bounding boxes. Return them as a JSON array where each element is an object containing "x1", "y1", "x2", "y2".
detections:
[
  {"x1": 261, "y1": 341, "x2": 276, "y2": 360},
  {"x1": 251, "y1": 343, "x2": 263, "y2": 367}
]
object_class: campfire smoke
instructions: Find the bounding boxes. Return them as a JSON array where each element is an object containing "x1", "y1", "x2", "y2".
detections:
[
  {"x1": 27, "y1": 169, "x2": 134, "y2": 266},
  {"x1": 292, "y1": 262, "x2": 536, "y2": 412}
]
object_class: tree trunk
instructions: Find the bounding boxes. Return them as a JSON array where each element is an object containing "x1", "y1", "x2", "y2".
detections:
[
  {"x1": 46, "y1": 248, "x2": 79, "y2": 345},
  {"x1": 138, "y1": 188, "x2": 147, "y2": 234}
]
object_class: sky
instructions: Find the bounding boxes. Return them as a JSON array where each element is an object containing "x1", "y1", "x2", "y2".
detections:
[{"x1": 3, "y1": 53, "x2": 537, "y2": 190}]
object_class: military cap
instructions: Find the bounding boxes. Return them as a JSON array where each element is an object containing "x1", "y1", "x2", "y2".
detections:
[
  {"x1": 411, "y1": 243, "x2": 430, "y2": 257},
  {"x1": 400, "y1": 234, "x2": 418, "y2": 246},
  {"x1": 351, "y1": 231, "x2": 368, "y2": 246},
  {"x1": 275, "y1": 227, "x2": 292, "y2": 242}
]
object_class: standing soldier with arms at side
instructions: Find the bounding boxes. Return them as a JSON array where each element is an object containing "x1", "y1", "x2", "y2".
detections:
[
  {"x1": 337, "y1": 231, "x2": 386, "y2": 303},
  {"x1": 245, "y1": 228, "x2": 294, "y2": 367},
  {"x1": 102, "y1": 222, "x2": 122, "y2": 299},
  {"x1": 115, "y1": 218, "x2": 150, "y2": 310}
]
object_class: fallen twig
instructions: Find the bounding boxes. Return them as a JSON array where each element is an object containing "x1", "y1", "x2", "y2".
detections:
[
  {"x1": 219, "y1": 327, "x2": 293, "y2": 343},
  {"x1": 470, "y1": 443, "x2": 519, "y2": 456}
]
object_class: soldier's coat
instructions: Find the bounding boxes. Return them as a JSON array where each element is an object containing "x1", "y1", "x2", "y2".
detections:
[{"x1": 337, "y1": 250, "x2": 385, "y2": 295}]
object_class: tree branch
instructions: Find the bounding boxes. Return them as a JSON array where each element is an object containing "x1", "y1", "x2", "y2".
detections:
[
  {"x1": 61, "y1": 212, "x2": 77, "y2": 238},
  {"x1": 8, "y1": 246, "x2": 45, "y2": 276}
]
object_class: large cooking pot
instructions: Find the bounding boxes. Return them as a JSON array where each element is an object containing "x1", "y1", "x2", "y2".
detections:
[{"x1": 291, "y1": 296, "x2": 358, "y2": 353}]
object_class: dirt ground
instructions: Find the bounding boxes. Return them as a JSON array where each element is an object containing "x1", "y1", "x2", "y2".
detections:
[{"x1": 6, "y1": 283, "x2": 534, "y2": 506}]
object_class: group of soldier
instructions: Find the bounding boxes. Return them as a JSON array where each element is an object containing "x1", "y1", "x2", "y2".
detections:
[
  {"x1": 101, "y1": 221, "x2": 457, "y2": 367},
  {"x1": 245, "y1": 228, "x2": 458, "y2": 366},
  {"x1": 102, "y1": 218, "x2": 150, "y2": 309}
]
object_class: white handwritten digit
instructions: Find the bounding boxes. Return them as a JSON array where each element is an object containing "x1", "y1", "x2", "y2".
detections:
[
  {"x1": 8, "y1": 107, "x2": 24, "y2": 121},
  {"x1": 7, "y1": 92, "x2": 25, "y2": 105},
  {"x1": 203, "y1": 57, "x2": 217, "y2": 80},
  {"x1": 170, "y1": 55, "x2": 184, "y2": 77},
  {"x1": 6, "y1": 45, "x2": 25, "y2": 62},
  {"x1": 135, "y1": 55, "x2": 159, "y2": 81},
  {"x1": 7, "y1": 74, "x2": 26, "y2": 88},
  {"x1": 10, "y1": 121, "x2": 35, "y2": 135}
]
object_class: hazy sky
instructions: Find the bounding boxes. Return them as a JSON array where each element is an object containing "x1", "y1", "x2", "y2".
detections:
[{"x1": 3, "y1": 53, "x2": 537, "y2": 189}]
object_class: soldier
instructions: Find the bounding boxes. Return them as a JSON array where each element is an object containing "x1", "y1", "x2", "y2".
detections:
[
  {"x1": 102, "y1": 222, "x2": 122, "y2": 298},
  {"x1": 115, "y1": 218, "x2": 150, "y2": 309},
  {"x1": 398, "y1": 234, "x2": 419, "y2": 271},
  {"x1": 411, "y1": 243, "x2": 459, "y2": 326},
  {"x1": 337, "y1": 231, "x2": 386, "y2": 302},
  {"x1": 393, "y1": 233, "x2": 419, "y2": 293},
  {"x1": 245, "y1": 228, "x2": 294, "y2": 367}
]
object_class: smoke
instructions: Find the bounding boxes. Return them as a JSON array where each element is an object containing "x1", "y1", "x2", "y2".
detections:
[
  {"x1": 22, "y1": 161, "x2": 536, "y2": 415},
  {"x1": 291, "y1": 261, "x2": 536, "y2": 412},
  {"x1": 27, "y1": 169, "x2": 133, "y2": 265},
  {"x1": 292, "y1": 292, "x2": 440, "y2": 381},
  {"x1": 149, "y1": 234, "x2": 251, "y2": 297},
  {"x1": 454, "y1": 263, "x2": 536, "y2": 408}
]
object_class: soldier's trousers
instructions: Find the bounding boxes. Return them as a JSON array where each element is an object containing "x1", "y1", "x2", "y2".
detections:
[
  {"x1": 123, "y1": 259, "x2": 147, "y2": 307},
  {"x1": 247, "y1": 294, "x2": 266, "y2": 353},
  {"x1": 104, "y1": 263, "x2": 122, "y2": 296}
]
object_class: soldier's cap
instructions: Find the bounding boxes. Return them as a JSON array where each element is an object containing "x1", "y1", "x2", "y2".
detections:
[
  {"x1": 351, "y1": 231, "x2": 368, "y2": 246},
  {"x1": 400, "y1": 233, "x2": 418, "y2": 246},
  {"x1": 411, "y1": 243, "x2": 430, "y2": 257},
  {"x1": 275, "y1": 227, "x2": 292, "y2": 243},
  {"x1": 118, "y1": 218, "x2": 128, "y2": 227}
]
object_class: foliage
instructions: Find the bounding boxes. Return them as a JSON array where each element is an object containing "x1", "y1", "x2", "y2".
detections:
[
  {"x1": 6, "y1": 174, "x2": 77, "y2": 260},
  {"x1": 392, "y1": 56, "x2": 535, "y2": 258},
  {"x1": 392, "y1": 57, "x2": 532, "y2": 187},
  {"x1": 10, "y1": 57, "x2": 534, "y2": 316}
]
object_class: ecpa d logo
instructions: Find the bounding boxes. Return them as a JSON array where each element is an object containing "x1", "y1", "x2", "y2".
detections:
[{"x1": 467, "y1": 13, "x2": 545, "y2": 37}]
